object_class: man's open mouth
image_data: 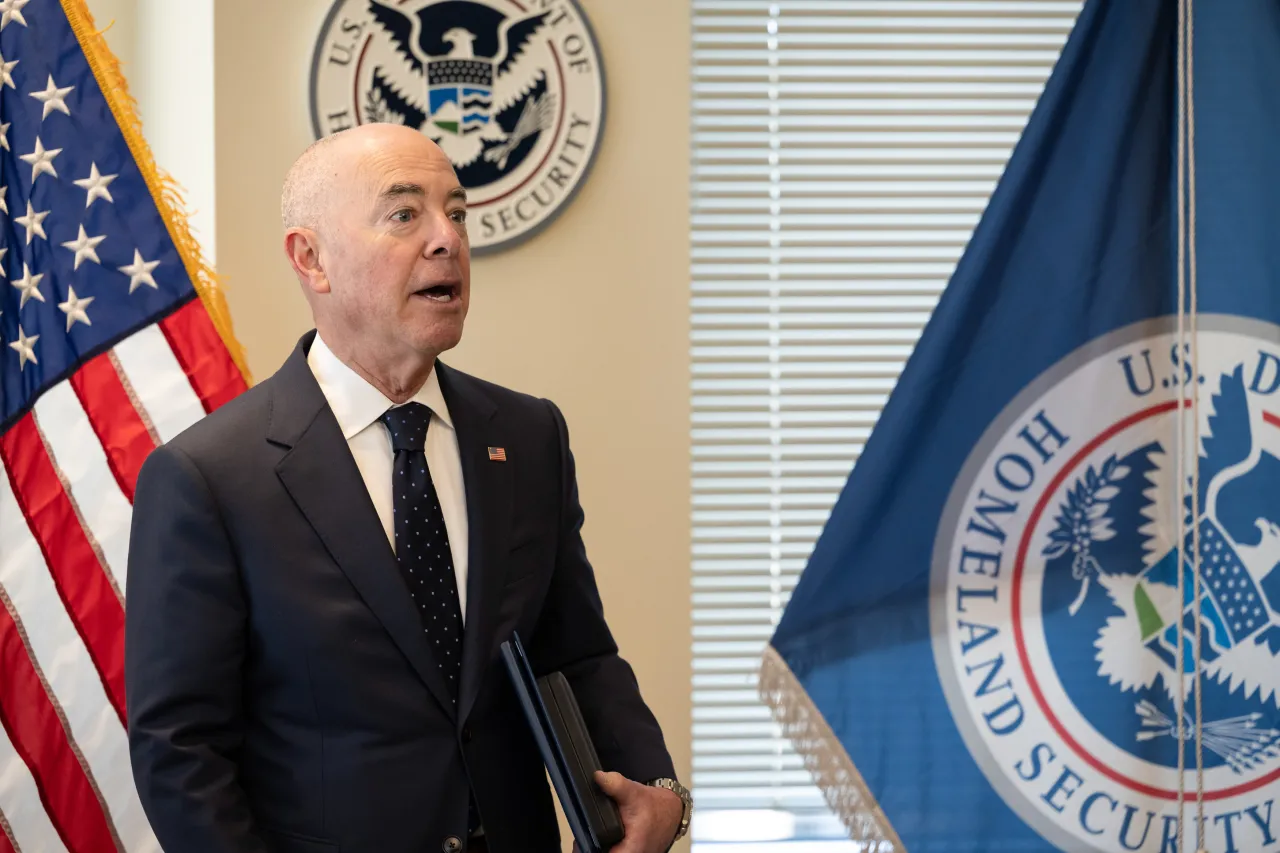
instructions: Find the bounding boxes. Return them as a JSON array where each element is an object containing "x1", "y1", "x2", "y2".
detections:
[{"x1": 415, "y1": 283, "x2": 459, "y2": 303}]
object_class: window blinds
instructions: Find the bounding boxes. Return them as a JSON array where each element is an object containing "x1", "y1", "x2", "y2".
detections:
[{"x1": 689, "y1": 1, "x2": 1082, "y2": 845}]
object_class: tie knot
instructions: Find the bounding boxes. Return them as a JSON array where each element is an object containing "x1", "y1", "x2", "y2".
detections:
[{"x1": 379, "y1": 402, "x2": 432, "y2": 452}]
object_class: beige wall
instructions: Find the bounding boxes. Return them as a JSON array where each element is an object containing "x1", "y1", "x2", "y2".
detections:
[
  {"x1": 88, "y1": 0, "x2": 135, "y2": 79},
  {"x1": 99, "y1": 0, "x2": 692, "y2": 848}
]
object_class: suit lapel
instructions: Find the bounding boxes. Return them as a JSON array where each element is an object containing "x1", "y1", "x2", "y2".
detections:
[
  {"x1": 437, "y1": 363, "x2": 514, "y2": 725},
  {"x1": 269, "y1": 335, "x2": 458, "y2": 721}
]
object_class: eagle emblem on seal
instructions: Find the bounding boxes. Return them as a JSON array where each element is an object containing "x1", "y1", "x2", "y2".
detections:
[
  {"x1": 365, "y1": 0, "x2": 556, "y2": 171},
  {"x1": 1045, "y1": 365, "x2": 1280, "y2": 773}
]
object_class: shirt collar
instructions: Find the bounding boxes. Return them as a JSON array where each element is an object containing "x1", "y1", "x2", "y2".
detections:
[{"x1": 307, "y1": 333, "x2": 454, "y2": 440}]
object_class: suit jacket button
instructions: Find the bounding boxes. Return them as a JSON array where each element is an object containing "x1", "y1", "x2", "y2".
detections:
[
  {"x1": 443, "y1": 836, "x2": 463, "y2": 853},
  {"x1": 461, "y1": 726, "x2": 473, "y2": 743}
]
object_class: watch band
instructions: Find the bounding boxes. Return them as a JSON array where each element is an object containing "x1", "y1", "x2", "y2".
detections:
[{"x1": 647, "y1": 777, "x2": 692, "y2": 844}]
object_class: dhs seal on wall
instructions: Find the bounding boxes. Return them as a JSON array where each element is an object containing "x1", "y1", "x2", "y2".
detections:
[
  {"x1": 310, "y1": 0, "x2": 606, "y2": 253},
  {"x1": 932, "y1": 316, "x2": 1280, "y2": 852}
]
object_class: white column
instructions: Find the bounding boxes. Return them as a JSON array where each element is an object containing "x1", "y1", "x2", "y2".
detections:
[{"x1": 131, "y1": 0, "x2": 217, "y2": 265}]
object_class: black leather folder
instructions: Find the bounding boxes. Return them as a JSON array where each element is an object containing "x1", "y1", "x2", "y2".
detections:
[{"x1": 500, "y1": 631, "x2": 625, "y2": 853}]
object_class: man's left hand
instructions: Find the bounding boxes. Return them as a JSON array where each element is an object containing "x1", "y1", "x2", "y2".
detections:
[{"x1": 570, "y1": 771, "x2": 683, "y2": 853}]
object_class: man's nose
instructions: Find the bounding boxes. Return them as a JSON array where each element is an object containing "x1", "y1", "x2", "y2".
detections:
[{"x1": 425, "y1": 214, "x2": 462, "y2": 257}]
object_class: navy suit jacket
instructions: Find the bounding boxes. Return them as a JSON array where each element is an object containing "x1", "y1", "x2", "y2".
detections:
[{"x1": 125, "y1": 332, "x2": 674, "y2": 853}]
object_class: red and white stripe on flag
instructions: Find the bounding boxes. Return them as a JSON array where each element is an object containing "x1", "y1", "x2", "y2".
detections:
[{"x1": 0, "y1": 299, "x2": 248, "y2": 853}]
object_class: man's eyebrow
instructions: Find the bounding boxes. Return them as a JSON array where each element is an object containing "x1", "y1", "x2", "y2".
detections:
[
  {"x1": 380, "y1": 182, "x2": 425, "y2": 201},
  {"x1": 447, "y1": 186, "x2": 467, "y2": 204}
]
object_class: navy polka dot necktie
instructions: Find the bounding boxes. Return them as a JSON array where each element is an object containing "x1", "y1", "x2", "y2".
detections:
[{"x1": 380, "y1": 403, "x2": 464, "y2": 703}]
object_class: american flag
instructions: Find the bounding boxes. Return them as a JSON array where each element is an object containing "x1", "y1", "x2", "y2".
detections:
[{"x1": 0, "y1": 2, "x2": 248, "y2": 851}]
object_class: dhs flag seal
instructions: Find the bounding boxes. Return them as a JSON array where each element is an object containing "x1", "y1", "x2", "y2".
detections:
[
  {"x1": 310, "y1": 0, "x2": 606, "y2": 253},
  {"x1": 760, "y1": 0, "x2": 1280, "y2": 850},
  {"x1": 935, "y1": 317, "x2": 1280, "y2": 852}
]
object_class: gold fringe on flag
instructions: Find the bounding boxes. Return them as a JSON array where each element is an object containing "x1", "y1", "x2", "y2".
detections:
[
  {"x1": 759, "y1": 645, "x2": 907, "y2": 851},
  {"x1": 60, "y1": 0, "x2": 252, "y2": 384}
]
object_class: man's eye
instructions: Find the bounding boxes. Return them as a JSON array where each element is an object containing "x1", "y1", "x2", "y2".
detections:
[
  {"x1": 392, "y1": 209, "x2": 413, "y2": 223},
  {"x1": 450, "y1": 209, "x2": 467, "y2": 224}
]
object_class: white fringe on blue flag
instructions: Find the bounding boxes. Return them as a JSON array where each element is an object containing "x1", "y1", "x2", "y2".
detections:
[{"x1": 759, "y1": 645, "x2": 906, "y2": 852}]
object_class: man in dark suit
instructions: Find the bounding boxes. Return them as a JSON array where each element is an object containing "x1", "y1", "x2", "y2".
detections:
[{"x1": 124, "y1": 123, "x2": 690, "y2": 853}]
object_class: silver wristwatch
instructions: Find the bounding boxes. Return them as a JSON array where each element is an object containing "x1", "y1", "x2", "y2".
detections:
[{"x1": 647, "y1": 777, "x2": 692, "y2": 845}]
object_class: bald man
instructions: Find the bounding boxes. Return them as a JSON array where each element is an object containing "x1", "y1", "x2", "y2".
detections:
[{"x1": 124, "y1": 125, "x2": 688, "y2": 853}]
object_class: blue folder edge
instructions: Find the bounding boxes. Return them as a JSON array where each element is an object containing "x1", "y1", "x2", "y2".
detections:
[{"x1": 500, "y1": 631, "x2": 607, "y2": 853}]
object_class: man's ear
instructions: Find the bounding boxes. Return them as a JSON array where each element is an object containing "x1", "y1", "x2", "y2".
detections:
[{"x1": 284, "y1": 227, "x2": 330, "y2": 294}]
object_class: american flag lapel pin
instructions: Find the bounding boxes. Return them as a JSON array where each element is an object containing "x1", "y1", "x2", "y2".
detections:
[{"x1": 487, "y1": 446, "x2": 507, "y2": 462}]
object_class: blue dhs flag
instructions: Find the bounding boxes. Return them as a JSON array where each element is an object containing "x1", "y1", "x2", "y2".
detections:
[{"x1": 761, "y1": 0, "x2": 1280, "y2": 851}]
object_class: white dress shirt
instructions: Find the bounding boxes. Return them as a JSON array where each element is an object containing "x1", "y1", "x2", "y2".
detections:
[{"x1": 307, "y1": 335, "x2": 471, "y2": 623}]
